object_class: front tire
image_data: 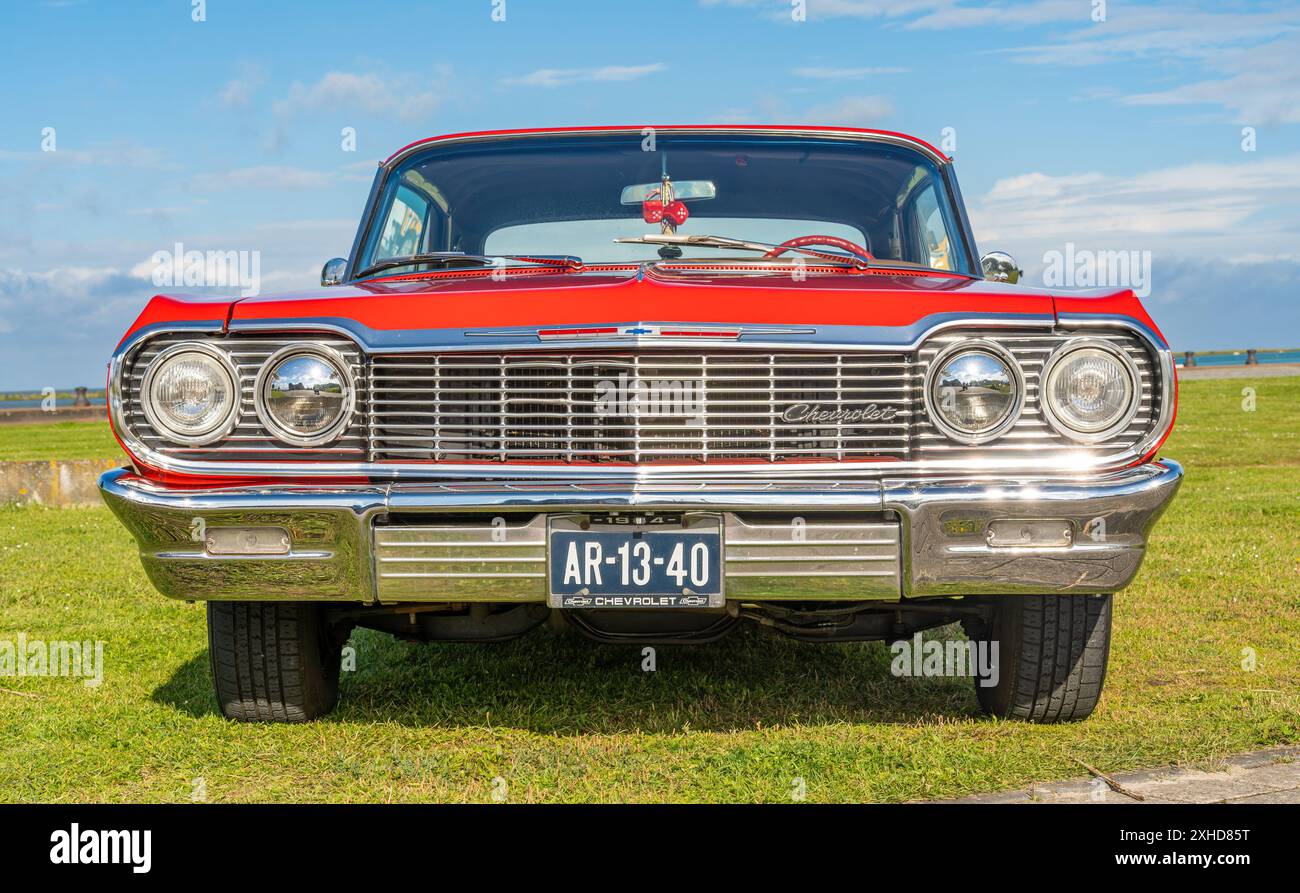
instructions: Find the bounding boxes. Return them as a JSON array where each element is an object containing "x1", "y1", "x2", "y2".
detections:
[
  {"x1": 966, "y1": 594, "x2": 1112, "y2": 723},
  {"x1": 207, "y1": 602, "x2": 344, "y2": 722}
]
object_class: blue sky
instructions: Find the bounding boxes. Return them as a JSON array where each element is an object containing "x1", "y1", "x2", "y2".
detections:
[{"x1": 1, "y1": 0, "x2": 1298, "y2": 389}]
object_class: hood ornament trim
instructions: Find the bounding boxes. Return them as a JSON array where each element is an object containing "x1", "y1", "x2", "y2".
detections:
[{"x1": 465, "y1": 322, "x2": 816, "y2": 341}]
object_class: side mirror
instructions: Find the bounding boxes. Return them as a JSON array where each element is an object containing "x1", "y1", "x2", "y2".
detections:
[
  {"x1": 321, "y1": 257, "x2": 347, "y2": 286},
  {"x1": 981, "y1": 251, "x2": 1022, "y2": 284}
]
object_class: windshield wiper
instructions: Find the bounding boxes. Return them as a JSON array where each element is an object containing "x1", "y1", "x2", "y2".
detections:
[
  {"x1": 614, "y1": 234, "x2": 870, "y2": 266},
  {"x1": 353, "y1": 252, "x2": 582, "y2": 281}
]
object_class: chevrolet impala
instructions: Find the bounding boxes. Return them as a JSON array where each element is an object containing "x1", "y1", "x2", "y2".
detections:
[{"x1": 100, "y1": 126, "x2": 1182, "y2": 723}]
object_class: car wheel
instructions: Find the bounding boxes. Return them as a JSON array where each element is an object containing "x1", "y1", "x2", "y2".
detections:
[
  {"x1": 965, "y1": 594, "x2": 1112, "y2": 723},
  {"x1": 207, "y1": 602, "x2": 344, "y2": 723}
]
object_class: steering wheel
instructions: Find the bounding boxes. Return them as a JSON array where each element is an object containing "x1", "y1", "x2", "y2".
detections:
[{"x1": 763, "y1": 235, "x2": 874, "y2": 264}]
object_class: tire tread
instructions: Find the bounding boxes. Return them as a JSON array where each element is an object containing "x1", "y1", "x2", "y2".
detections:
[
  {"x1": 976, "y1": 594, "x2": 1112, "y2": 723},
  {"x1": 207, "y1": 602, "x2": 340, "y2": 723}
]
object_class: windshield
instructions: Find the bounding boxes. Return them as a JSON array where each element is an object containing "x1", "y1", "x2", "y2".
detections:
[{"x1": 357, "y1": 132, "x2": 972, "y2": 275}]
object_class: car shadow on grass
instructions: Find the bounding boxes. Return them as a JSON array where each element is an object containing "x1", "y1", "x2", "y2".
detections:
[
  {"x1": 151, "y1": 651, "x2": 220, "y2": 719},
  {"x1": 152, "y1": 624, "x2": 984, "y2": 732}
]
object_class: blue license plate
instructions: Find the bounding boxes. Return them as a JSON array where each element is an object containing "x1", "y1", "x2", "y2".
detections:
[{"x1": 548, "y1": 523, "x2": 723, "y2": 609}]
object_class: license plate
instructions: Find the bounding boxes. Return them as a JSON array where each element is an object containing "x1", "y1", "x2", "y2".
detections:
[{"x1": 547, "y1": 514, "x2": 724, "y2": 609}]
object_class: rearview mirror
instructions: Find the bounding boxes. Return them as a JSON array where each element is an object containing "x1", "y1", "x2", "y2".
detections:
[{"x1": 620, "y1": 180, "x2": 717, "y2": 204}]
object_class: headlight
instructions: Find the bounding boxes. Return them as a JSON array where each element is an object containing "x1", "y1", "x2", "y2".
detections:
[
  {"x1": 140, "y1": 343, "x2": 239, "y2": 445},
  {"x1": 1040, "y1": 341, "x2": 1140, "y2": 442},
  {"x1": 925, "y1": 341, "x2": 1023, "y2": 444},
  {"x1": 255, "y1": 345, "x2": 354, "y2": 446}
]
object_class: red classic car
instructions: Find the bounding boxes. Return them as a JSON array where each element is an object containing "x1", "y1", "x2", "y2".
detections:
[{"x1": 100, "y1": 126, "x2": 1182, "y2": 723}]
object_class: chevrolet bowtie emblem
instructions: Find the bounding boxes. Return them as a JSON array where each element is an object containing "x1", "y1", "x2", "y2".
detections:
[{"x1": 465, "y1": 323, "x2": 817, "y2": 341}]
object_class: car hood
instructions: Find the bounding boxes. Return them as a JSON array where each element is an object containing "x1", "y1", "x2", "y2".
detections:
[
  {"x1": 126, "y1": 266, "x2": 1162, "y2": 349},
  {"x1": 229, "y1": 267, "x2": 1056, "y2": 331}
]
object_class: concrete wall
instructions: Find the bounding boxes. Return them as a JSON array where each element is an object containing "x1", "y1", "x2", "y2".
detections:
[
  {"x1": 0, "y1": 406, "x2": 106, "y2": 425},
  {"x1": 0, "y1": 459, "x2": 121, "y2": 507}
]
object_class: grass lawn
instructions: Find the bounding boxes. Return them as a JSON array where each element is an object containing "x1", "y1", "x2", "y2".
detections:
[
  {"x1": 0, "y1": 420, "x2": 123, "y2": 462},
  {"x1": 0, "y1": 377, "x2": 1296, "y2": 802}
]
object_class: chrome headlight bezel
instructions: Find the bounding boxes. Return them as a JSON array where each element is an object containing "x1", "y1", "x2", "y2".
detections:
[
  {"x1": 923, "y1": 339, "x2": 1025, "y2": 445},
  {"x1": 1039, "y1": 338, "x2": 1142, "y2": 443},
  {"x1": 139, "y1": 341, "x2": 241, "y2": 446},
  {"x1": 254, "y1": 344, "x2": 356, "y2": 447}
]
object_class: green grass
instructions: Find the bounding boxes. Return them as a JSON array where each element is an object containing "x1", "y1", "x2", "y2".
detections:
[
  {"x1": 0, "y1": 377, "x2": 1296, "y2": 802},
  {"x1": 0, "y1": 420, "x2": 123, "y2": 462}
]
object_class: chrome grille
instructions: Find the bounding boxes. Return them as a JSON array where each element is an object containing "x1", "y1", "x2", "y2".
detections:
[
  {"x1": 723, "y1": 514, "x2": 900, "y2": 598},
  {"x1": 369, "y1": 351, "x2": 914, "y2": 463},
  {"x1": 122, "y1": 334, "x2": 367, "y2": 462},
  {"x1": 118, "y1": 327, "x2": 1165, "y2": 472},
  {"x1": 913, "y1": 329, "x2": 1159, "y2": 460},
  {"x1": 374, "y1": 515, "x2": 548, "y2": 600}
]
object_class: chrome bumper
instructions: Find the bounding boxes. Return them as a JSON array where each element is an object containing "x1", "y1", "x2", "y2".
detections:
[{"x1": 98, "y1": 460, "x2": 1183, "y2": 604}]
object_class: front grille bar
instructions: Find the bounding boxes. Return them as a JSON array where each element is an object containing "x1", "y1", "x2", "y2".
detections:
[{"x1": 368, "y1": 350, "x2": 914, "y2": 464}]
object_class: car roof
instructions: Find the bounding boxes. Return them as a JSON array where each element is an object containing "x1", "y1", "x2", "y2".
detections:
[{"x1": 383, "y1": 125, "x2": 950, "y2": 168}]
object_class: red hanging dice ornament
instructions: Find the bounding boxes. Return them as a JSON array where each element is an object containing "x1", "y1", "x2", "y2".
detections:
[{"x1": 642, "y1": 195, "x2": 690, "y2": 227}]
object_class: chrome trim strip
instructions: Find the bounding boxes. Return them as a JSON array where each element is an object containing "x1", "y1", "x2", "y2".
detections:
[
  {"x1": 465, "y1": 322, "x2": 819, "y2": 341},
  {"x1": 224, "y1": 312, "x2": 1057, "y2": 354},
  {"x1": 384, "y1": 126, "x2": 952, "y2": 172}
]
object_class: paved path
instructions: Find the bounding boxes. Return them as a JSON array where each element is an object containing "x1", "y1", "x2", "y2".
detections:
[
  {"x1": 1177, "y1": 363, "x2": 1300, "y2": 380},
  {"x1": 944, "y1": 746, "x2": 1300, "y2": 804}
]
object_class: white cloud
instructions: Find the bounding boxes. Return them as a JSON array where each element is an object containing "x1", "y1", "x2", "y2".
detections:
[
  {"x1": 1120, "y1": 34, "x2": 1300, "y2": 124},
  {"x1": 702, "y1": 0, "x2": 943, "y2": 22},
  {"x1": 499, "y1": 64, "x2": 665, "y2": 88},
  {"x1": 970, "y1": 155, "x2": 1300, "y2": 287},
  {"x1": 803, "y1": 95, "x2": 895, "y2": 126},
  {"x1": 273, "y1": 68, "x2": 450, "y2": 123},
  {"x1": 709, "y1": 1, "x2": 1300, "y2": 121},
  {"x1": 792, "y1": 65, "x2": 908, "y2": 79},
  {"x1": 0, "y1": 211, "x2": 362, "y2": 387},
  {"x1": 188, "y1": 164, "x2": 371, "y2": 192},
  {"x1": 702, "y1": 0, "x2": 1086, "y2": 26},
  {"x1": 218, "y1": 64, "x2": 266, "y2": 109},
  {"x1": 0, "y1": 145, "x2": 167, "y2": 168},
  {"x1": 0, "y1": 266, "x2": 149, "y2": 343},
  {"x1": 905, "y1": 0, "x2": 1081, "y2": 29},
  {"x1": 987, "y1": 4, "x2": 1300, "y2": 69}
]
